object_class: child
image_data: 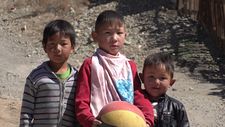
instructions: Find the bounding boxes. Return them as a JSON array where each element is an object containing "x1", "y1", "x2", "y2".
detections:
[
  {"x1": 140, "y1": 52, "x2": 190, "y2": 127},
  {"x1": 20, "y1": 19, "x2": 80, "y2": 127},
  {"x1": 75, "y1": 10, "x2": 154, "y2": 127}
]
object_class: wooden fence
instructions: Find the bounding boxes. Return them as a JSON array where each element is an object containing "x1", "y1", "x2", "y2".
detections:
[{"x1": 177, "y1": 0, "x2": 225, "y2": 54}]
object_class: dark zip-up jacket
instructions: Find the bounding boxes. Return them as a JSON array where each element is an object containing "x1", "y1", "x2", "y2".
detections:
[{"x1": 148, "y1": 94, "x2": 190, "y2": 127}]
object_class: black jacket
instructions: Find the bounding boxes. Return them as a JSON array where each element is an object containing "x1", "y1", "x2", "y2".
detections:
[{"x1": 148, "y1": 94, "x2": 190, "y2": 127}]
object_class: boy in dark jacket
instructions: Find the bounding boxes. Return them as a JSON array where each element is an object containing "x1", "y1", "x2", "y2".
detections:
[{"x1": 140, "y1": 52, "x2": 190, "y2": 127}]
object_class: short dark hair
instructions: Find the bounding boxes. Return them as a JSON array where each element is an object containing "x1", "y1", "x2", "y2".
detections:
[
  {"x1": 95, "y1": 10, "x2": 125, "y2": 31},
  {"x1": 143, "y1": 52, "x2": 174, "y2": 78},
  {"x1": 42, "y1": 19, "x2": 76, "y2": 48}
]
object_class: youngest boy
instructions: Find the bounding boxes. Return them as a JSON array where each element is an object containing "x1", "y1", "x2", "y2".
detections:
[{"x1": 140, "y1": 52, "x2": 190, "y2": 127}]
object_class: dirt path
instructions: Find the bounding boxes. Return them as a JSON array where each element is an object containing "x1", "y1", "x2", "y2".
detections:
[
  {"x1": 168, "y1": 70, "x2": 225, "y2": 127},
  {"x1": 0, "y1": 98, "x2": 20, "y2": 127}
]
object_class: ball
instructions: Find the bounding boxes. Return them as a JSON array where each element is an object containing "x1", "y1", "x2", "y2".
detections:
[{"x1": 97, "y1": 101, "x2": 146, "y2": 127}]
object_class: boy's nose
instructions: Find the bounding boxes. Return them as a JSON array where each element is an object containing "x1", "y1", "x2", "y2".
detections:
[
  {"x1": 54, "y1": 44, "x2": 62, "y2": 53},
  {"x1": 112, "y1": 34, "x2": 118, "y2": 41},
  {"x1": 153, "y1": 79, "x2": 160, "y2": 87}
]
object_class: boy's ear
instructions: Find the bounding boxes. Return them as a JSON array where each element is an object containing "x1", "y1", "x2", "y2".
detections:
[
  {"x1": 91, "y1": 31, "x2": 98, "y2": 42},
  {"x1": 139, "y1": 73, "x2": 144, "y2": 82},
  {"x1": 43, "y1": 45, "x2": 47, "y2": 53},
  {"x1": 125, "y1": 32, "x2": 128, "y2": 37},
  {"x1": 70, "y1": 48, "x2": 74, "y2": 54},
  {"x1": 170, "y1": 79, "x2": 176, "y2": 87},
  {"x1": 138, "y1": 73, "x2": 145, "y2": 90}
]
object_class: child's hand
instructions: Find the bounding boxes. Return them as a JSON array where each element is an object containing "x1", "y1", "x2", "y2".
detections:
[{"x1": 92, "y1": 119, "x2": 102, "y2": 127}]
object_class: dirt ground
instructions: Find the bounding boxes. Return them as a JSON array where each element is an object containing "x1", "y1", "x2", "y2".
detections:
[{"x1": 0, "y1": 0, "x2": 225, "y2": 127}]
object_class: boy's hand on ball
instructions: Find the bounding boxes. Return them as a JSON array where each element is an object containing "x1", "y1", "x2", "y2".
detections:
[{"x1": 92, "y1": 119, "x2": 102, "y2": 127}]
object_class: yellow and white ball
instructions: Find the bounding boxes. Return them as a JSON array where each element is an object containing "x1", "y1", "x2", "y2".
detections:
[{"x1": 97, "y1": 101, "x2": 146, "y2": 127}]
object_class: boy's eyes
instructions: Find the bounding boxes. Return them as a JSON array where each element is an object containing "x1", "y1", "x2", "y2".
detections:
[
  {"x1": 117, "y1": 32, "x2": 124, "y2": 35},
  {"x1": 47, "y1": 42, "x2": 56, "y2": 46},
  {"x1": 160, "y1": 77, "x2": 167, "y2": 80},
  {"x1": 47, "y1": 41, "x2": 69, "y2": 46},
  {"x1": 103, "y1": 31, "x2": 124, "y2": 35},
  {"x1": 149, "y1": 76, "x2": 155, "y2": 79},
  {"x1": 60, "y1": 41, "x2": 68, "y2": 46},
  {"x1": 104, "y1": 31, "x2": 111, "y2": 34},
  {"x1": 148, "y1": 76, "x2": 168, "y2": 81}
]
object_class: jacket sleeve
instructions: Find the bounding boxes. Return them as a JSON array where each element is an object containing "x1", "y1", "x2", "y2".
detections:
[
  {"x1": 75, "y1": 58, "x2": 95, "y2": 127},
  {"x1": 129, "y1": 61, "x2": 154, "y2": 127},
  {"x1": 20, "y1": 77, "x2": 35, "y2": 127},
  {"x1": 177, "y1": 104, "x2": 190, "y2": 127}
]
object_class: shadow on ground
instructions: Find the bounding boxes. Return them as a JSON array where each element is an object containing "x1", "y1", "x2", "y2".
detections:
[
  {"x1": 89, "y1": 0, "x2": 225, "y2": 99},
  {"x1": 11, "y1": 0, "x2": 224, "y2": 99}
]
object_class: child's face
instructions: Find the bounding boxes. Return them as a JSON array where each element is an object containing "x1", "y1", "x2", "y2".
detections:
[
  {"x1": 143, "y1": 64, "x2": 175, "y2": 100},
  {"x1": 92, "y1": 23, "x2": 126, "y2": 55},
  {"x1": 44, "y1": 32, "x2": 74, "y2": 65}
]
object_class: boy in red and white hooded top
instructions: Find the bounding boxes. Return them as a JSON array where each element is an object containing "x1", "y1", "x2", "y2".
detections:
[{"x1": 75, "y1": 10, "x2": 154, "y2": 127}]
